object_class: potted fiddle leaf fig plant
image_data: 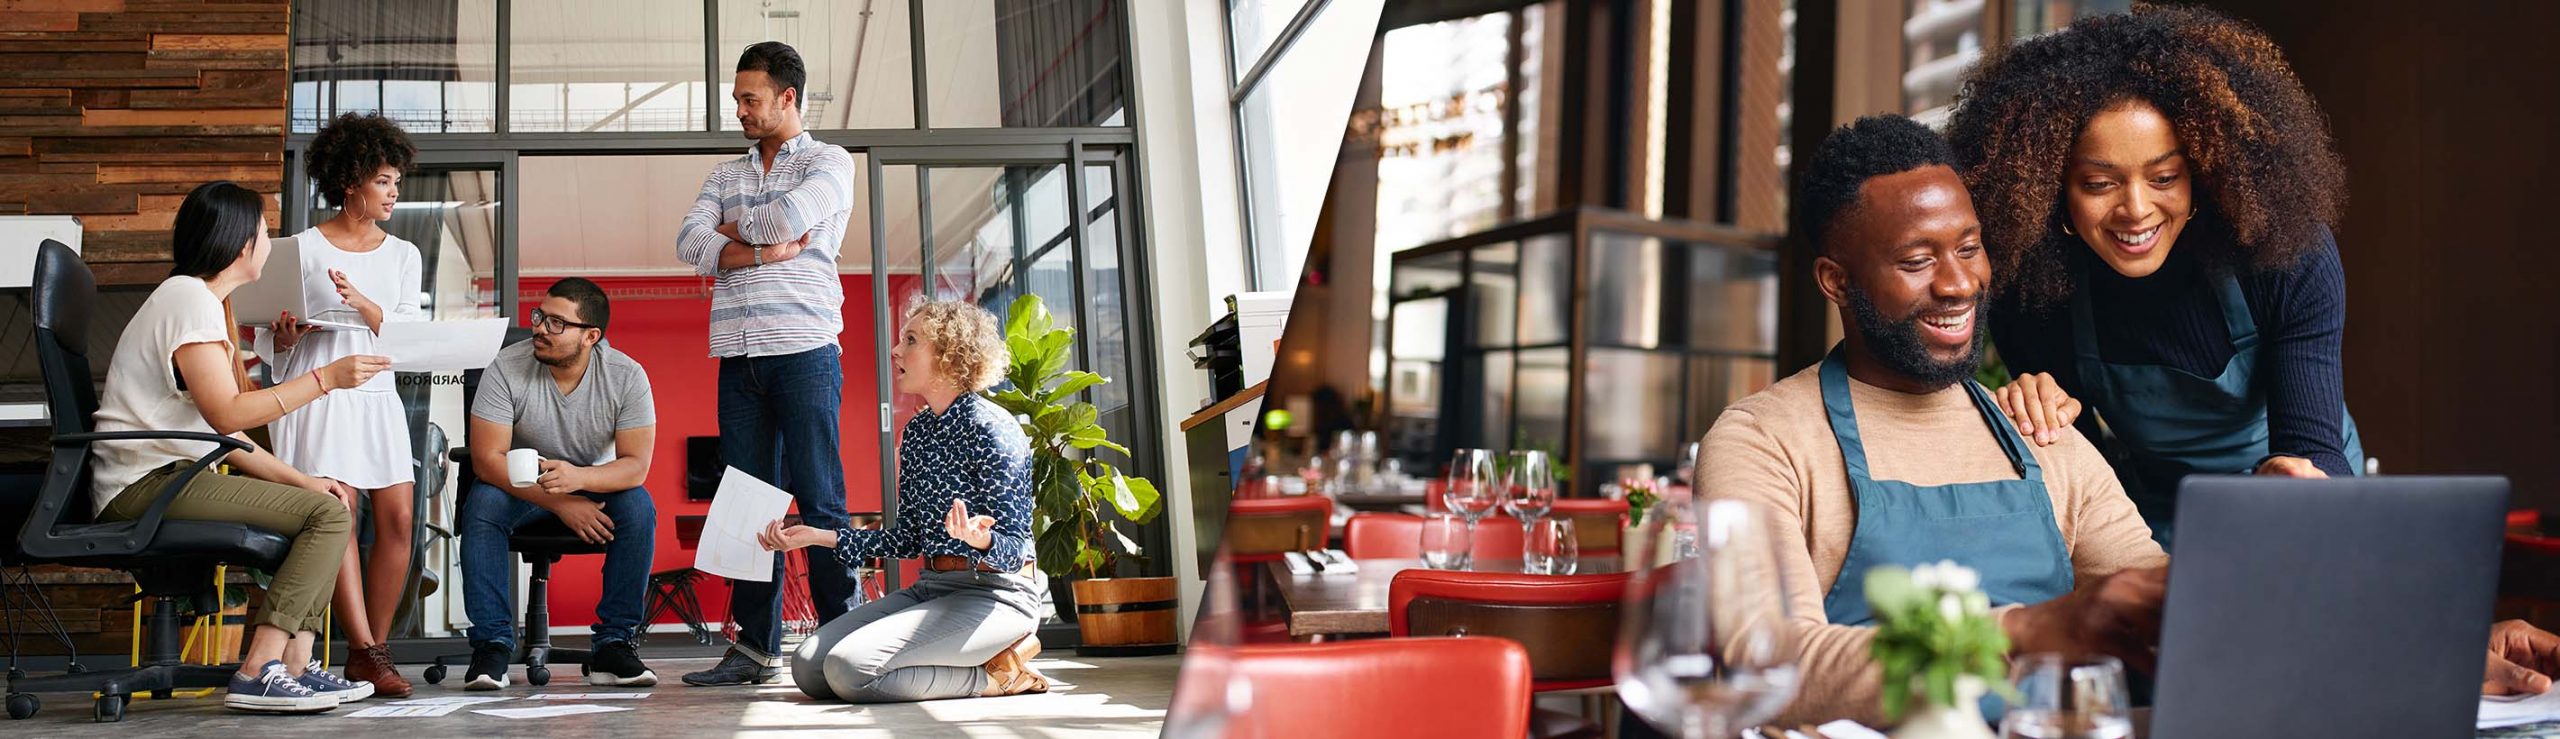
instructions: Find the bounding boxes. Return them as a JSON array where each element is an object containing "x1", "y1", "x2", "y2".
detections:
[
  {"x1": 1867, "y1": 560, "x2": 2017, "y2": 739},
  {"x1": 984, "y1": 295, "x2": 1172, "y2": 655}
]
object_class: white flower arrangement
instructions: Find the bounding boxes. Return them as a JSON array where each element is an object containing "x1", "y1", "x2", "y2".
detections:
[{"x1": 1865, "y1": 560, "x2": 2017, "y2": 721}]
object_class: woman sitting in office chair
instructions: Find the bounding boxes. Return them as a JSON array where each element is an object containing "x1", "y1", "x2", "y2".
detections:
[
  {"x1": 87, "y1": 180, "x2": 392, "y2": 713},
  {"x1": 758, "y1": 298, "x2": 1049, "y2": 702}
]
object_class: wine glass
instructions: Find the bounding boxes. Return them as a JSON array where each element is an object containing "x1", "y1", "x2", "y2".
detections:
[
  {"x1": 1444, "y1": 448, "x2": 1503, "y2": 537},
  {"x1": 2001, "y1": 654, "x2": 2132, "y2": 739},
  {"x1": 1164, "y1": 543, "x2": 1254, "y2": 738},
  {"x1": 1504, "y1": 450, "x2": 1556, "y2": 554},
  {"x1": 1524, "y1": 516, "x2": 1579, "y2": 575},
  {"x1": 1612, "y1": 496, "x2": 1800, "y2": 738},
  {"x1": 1677, "y1": 441, "x2": 1703, "y2": 486},
  {"x1": 1419, "y1": 512, "x2": 1473, "y2": 570}
]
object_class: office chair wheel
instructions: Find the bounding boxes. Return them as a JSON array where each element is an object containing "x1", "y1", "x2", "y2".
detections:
[
  {"x1": 422, "y1": 663, "x2": 447, "y2": 684},
  {"x1": 527, "y1": 666, "x2": 551, "y2": 686},
  {"x1": 7, "y1": 693, "x2": 37, "y2": 720},
  {"x1": 92, "y1": 694, "x2": 124, "y2": 723}
]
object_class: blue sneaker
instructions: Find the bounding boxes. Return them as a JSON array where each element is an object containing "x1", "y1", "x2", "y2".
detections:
[
  {"x1": 299, "y1": 660, "x2": 374, "y2": 703},
  {"x1": 225, "y1": 660, "x2": 337, "y2": 714}
]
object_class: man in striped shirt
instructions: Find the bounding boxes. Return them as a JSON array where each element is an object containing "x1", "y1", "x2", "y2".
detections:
[{"x1": 672, "y1": 40, "x2": 863, "y2": 687}]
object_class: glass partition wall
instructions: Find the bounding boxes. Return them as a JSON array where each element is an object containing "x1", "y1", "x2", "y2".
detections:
[
  {"x1": 1382, "y1": 207, "x2": 1777, "y2": 496},
  {"x1": 286, "y1": 0, "x2": 1161, "y2": 638}
]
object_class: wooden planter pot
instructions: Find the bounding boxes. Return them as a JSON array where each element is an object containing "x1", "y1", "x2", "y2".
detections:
[{"x1": 1069, "y1": 576, "x2": 1179, "y2": 657}]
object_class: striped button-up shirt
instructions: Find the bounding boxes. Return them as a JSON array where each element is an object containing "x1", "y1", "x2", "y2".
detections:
[
  {"x1": 832, "y1": 393, "x2": 1036, "y2": 571},
  {"x1": 676, "y1": 131, "x2": 854, "y2": 358}
]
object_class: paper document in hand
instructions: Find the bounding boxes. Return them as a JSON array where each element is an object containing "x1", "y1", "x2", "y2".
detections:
[
  {"x1": 372, "y1": 317, "x2": 509, "y2": 372},
  {"x1": 2483, "y1": 689, "x2": 2560, "y2": 729},
  {"x1": 694, "y1": 467, "x2": 793, "y2": 582}
]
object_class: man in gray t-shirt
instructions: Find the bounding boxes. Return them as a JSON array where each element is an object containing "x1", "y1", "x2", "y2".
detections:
[{"x1": 457, "y1": 278, "x2": 661, "y2": 690}]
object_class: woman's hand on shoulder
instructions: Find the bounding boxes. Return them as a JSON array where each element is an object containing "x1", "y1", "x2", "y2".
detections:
[{"x1": 1995, "y1": 372, "x2": 2083, "y2": 446}]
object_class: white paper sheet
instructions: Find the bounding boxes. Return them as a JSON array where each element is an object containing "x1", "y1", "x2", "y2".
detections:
[
  {"x1": 2482, "y1": 689, "x2": 2560, "y2": 728},
  {"x1": 343, "y1": 703, "x2": 466, "y2": 718},
  {"x1": 373, "y1": 317, "x2": 509, "y2": 372},
  {"x1": 694, "y1": 467, "x2": 793, "y2": 582},
  {"x1": 388, "y1": 695, "x2": 515, "y2": 707},
  {"x1": 524, "y1": 692, "x2": 650, "y2": 700},
  {"x1": 473, "y1": 703, "x2": 634, "y2": 719}
]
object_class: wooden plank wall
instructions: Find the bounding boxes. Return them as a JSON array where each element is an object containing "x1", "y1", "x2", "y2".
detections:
[{"x1": 0, "y1": 0, "x2": 288, "y2": 285}]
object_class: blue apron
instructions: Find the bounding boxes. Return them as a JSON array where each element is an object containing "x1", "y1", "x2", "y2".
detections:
[
  {"x1": 2066, "y1": 263, "x2": 2364, "y2": 550},
  {"x1": 1817, "y1": 348, "x2": 2076, "y2": 627}
]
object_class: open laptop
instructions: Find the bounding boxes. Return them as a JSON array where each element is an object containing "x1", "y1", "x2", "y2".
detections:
[{"x1": 2149, "y1": 475, "x2": 2507, "y2": 738}]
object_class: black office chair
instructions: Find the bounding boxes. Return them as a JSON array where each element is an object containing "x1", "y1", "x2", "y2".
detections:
[
  {"x1": 3, "y1": 240, "x2": 284, "y2": 723},
  {"x1": 420, "y1": 328, "x2": 607, "y2": 687}
]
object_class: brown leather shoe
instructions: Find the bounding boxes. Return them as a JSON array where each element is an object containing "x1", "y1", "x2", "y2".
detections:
[
  {"x1": 344, "y1": 643, "x2": 413, "y2": 699},
  {"x1": 980, "y1": 635, "x2": 1049, "y2": 697}
]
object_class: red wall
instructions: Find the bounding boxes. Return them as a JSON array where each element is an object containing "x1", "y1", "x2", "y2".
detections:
[{"x1": 506, "y1": 273, "x2": 920, "y2": 630}]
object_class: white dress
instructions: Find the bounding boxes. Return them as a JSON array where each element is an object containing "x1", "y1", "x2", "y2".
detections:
[{"x1": 270, "y1": 227, "x2": 420, "y2": 489}]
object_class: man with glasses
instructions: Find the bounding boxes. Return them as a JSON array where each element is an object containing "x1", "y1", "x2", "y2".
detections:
[
  {"x1": 458, "y1": 277, "x2": 661, "y2": 690},
  {"x1": 673, "y1": 39, "x2": 861, "y2": 686}
]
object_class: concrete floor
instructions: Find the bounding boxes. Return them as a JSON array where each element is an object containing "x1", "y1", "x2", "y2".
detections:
[{"x1": 7, "y1": 653, "x2": 1177, "y2": 738}]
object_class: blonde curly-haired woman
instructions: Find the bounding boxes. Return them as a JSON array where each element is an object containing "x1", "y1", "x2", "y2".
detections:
[{"x1": 758, "y1": 299, "x2": 1047, "y2": 702}]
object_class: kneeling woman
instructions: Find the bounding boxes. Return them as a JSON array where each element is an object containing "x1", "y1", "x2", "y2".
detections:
[
  {"x1": 89, "y1": 181, "x2": 393, "y2": 713},
  {"x1": 760, "y1": 299, "x2": 1047, "y2": 702}
]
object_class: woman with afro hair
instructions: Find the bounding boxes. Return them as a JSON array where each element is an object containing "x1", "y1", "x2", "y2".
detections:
[
  {"x1": 266, "y1": 111, "x2": 423, "y2": 694},
  {"x1": 1949, "y1": 6, "x2": 2361, "y2": 548}
]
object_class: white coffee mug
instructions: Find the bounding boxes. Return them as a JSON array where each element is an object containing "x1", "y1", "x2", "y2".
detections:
[{"x1": 506, "y1": 448, "x2": 542, "y2": 488}]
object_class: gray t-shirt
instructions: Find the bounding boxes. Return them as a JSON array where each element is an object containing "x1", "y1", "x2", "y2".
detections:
[{"x1": 469, "y1": 340, "x2": 655, "y2": 467}]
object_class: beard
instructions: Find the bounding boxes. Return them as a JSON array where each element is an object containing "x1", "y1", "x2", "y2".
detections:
[
  {"x1": 1844, "y1": 283, "x2": 1985, "y2": 390},
  {"x1": 532, "y1": 340, "x2": 583, "y2": 369}
]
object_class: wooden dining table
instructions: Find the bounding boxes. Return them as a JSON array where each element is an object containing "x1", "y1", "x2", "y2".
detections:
[{"x1": 1263, "y1": 555, "x2": 1625, "y2": 638}]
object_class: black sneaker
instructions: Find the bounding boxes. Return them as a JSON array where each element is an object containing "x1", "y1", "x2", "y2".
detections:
[
  {"x1": 679, "y1": 648, "x2": 778, "y2": 686},
  {"x1": 464, "y1": 642, "x2": 513, "y2": 691},
  {"x1": 584, "y1": 640, "x2": 657, "y2": 687}
]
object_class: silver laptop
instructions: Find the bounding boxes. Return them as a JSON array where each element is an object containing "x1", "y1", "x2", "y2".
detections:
[{"x1": 2150, "y1": 475, "x2": 2507, "y2": 738}]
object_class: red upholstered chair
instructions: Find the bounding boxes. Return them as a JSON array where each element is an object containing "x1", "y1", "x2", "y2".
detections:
[
  {"x1": 1548, "y1": 498, "x2": 1629, "y2": 556},
  {"x1": 1389, "y1": 569, "x2": 1630, "y2": 738},
  {"x1": 1342, "y1": 512, "x2": 1527, "y2": 561},
  {"x1": 1226, "y1": 496, "x2": 1336, "y2": 642},
  {"x1": 1227, "y1": 637, "x2": 1533, "y2": 739},
  {"x1": 1424, "y1": 478, "x2": 1447, "y2": 512},
  {"x1": 2502, "y1": 509, "x2": 2560, "y2": 624}
]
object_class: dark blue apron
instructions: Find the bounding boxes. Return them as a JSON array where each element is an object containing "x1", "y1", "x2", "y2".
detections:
[
  {"x1": 2067, "y1": 264, "x2": 2364, "y2": 550},
  {"x1": 1817, "y1": 347, "x2": 2076, "y2": 626}
]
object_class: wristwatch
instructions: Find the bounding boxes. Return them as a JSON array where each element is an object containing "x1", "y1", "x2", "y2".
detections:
[{"x1": 754, "y1": 244, "x2": 766, "y2": 266}]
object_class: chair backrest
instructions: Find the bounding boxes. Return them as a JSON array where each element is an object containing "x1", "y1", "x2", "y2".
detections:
[
  {"x1": 1341, "y1": 512, "x2": 1525, "y2": 560},
  {"x1": 1549, "y1": 498, "x2": 1628, "y2": 554},
  {"x1": 30, "y1": 240, "x2": 101, "y2": 527},
  {"x1": 1228, "y1": 637, "x2": 1532, "y2": 738},
  {"x1": 1388, "y1": 569, "x2": 1628, "y2": 691},
  {"x1": 448, "y1": 327, "x2": 535, "y2": 508},
  {"x1": 1224, "y1": 495, "x2": 1333, "y2": 560}
]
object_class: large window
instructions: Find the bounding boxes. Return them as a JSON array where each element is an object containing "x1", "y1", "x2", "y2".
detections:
[{"x1": 1225, "y1": 0, "x2": 1386, "y2": 290}]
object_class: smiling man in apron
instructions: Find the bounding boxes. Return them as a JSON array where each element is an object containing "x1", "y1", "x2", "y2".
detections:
[{"x1": 1694, "y1": 116, "x2": 2171, "y2": 729}]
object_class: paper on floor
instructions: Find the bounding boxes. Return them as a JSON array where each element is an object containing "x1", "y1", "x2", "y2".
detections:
[
  {"x1": 343, "y1": 704, "x2": 466, "y2": 718},
  {"x1": 474, "y1": 703, "x2": 635, "y2": 719},
  {"x1": 695, "y1": 467, "x2": 793, "y2": 582},
  {"x1": 387, "y1": 695, "x2": 515, "y2": 706},
  {"x1": 524, "y1": 692, "x2": 651, "y2": 700}
]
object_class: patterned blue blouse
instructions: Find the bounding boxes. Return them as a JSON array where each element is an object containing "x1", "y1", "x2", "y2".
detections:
[{"x1": 832, "y1": 393, "x2": 1035, "y2": 571}]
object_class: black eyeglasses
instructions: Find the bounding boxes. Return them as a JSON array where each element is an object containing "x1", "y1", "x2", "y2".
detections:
[{"x1": 528, "y1": 308, "x2": 600, "y2": 335}]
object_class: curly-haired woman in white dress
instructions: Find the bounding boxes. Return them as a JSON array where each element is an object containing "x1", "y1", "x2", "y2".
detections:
[{"x1": 266, "y1": 112, "x2": 422, "y2": 697}]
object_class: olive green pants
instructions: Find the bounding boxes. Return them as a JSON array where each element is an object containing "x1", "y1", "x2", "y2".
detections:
[{"x1": 101, "y1": 464, "x2": 352, "y2": 634}]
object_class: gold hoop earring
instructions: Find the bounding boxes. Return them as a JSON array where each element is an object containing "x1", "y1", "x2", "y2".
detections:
[{"x1": 2061, "y1": 223, "x2": 2075, "y2": 236}]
